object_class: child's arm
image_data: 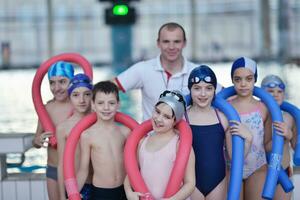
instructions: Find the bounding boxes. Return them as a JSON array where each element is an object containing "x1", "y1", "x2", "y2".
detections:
[
  {"x1": 273, "y1": 121, "x2": 293, "y2": 141},
  {"x1": 124, "y1": 139, "x2": 146, "y2": 200},
  {"x1": 225, "y1": 120, "x2": 253, "y2": 159},
  {"x1": 32, "y1": 121, "x2": 43, "y2": 148},
  {"x1": 124, "y1": 175, "x2": 145, "y2": 200},
  {"x1": 76, "y1": 133, "x2": 91, "y2": 191},
  {"x1": 120, "y1": 125, "x2": 131, "y2": 138},
  {"x1": 165, "y1": 148, "x2": 195, "y2": 200},
  {"x1": 217, "y1": 111, "x2": 253, "y2": 157},
  {"x1": 57, "y1": 125, "x2": 67, "y2": 200},
  {"x1": 283, "y1": 113, "x2": 297, "y2": 149},
  {"x1": 263, "y1": 110, "x2": 273, "y2": 152},
  {"x1": 291, "y1": 123, "x2": 297, "y2": 150},
  {"x1": 33, "y1": 103, "x2": 55, "y2": 148},
  {"x1": 32, "y1": 120, "x2": 53, "y2": 148}
]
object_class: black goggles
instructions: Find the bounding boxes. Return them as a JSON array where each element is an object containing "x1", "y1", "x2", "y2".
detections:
[
  {"x1": 160, "y1": 90, "x2": 186, "y2": 107},
  {"x1": 190, "y1": 75, "x2": 213, "y2": 85}
]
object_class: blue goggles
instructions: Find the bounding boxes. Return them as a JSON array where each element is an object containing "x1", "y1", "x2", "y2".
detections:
[
  {"x1": 71, "y1": 78, "x2": 91, "y2": 85},
  {"x1": 262, "y1": 82, "x2": 285, "y2": 90}
]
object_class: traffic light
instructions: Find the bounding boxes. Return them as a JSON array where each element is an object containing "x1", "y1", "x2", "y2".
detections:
[
  {"x1": 105, "y1": 3, "x2": 136, "y2": 25},
  {"x1": 99, "y1": 0, "x2": 138, "y2": 25}
]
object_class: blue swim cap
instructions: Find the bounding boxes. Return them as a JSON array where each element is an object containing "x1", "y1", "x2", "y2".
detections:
[
  {"x1": 261, "y1": 75, "x2": 285, "y2": 91},
  {"x1": 188, "y1": 65, "x2": 217, "y2": 90},
  {"x1": 231, "y1": 57, "x2": 257, "y2": 82},
  {"x1": 48, "y1": 61, "x2": 74, "y2": 80},
  {"x1": 68, "y1": 73, "x2": 93, "y2": 95}
]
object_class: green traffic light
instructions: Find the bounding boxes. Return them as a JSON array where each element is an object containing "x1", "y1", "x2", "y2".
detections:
[{"x1": 113, "y1": 4, "x2": 129, "y2": 16}]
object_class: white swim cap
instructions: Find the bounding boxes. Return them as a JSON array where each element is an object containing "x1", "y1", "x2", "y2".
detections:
[{"x1": 157, "y1": 90, "x2": 186, "y2": 123}]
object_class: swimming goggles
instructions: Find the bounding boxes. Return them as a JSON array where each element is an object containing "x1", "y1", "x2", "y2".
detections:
[
  {"x1": 71, "y1": 77, "x2": 91, "y2": 85},
  {"x1": 262, "y1": 82, "x2": 285, "y2": 90},
  {"x1": 160, "y1": 90, "x2": 186, "y2": 108},
  {"x1": 190, "y1": 75, "x2": 213, "y2": 85}
]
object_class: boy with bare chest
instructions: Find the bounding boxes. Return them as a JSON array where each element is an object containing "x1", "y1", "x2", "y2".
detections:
[{"x1": 77, "y1": 81, "x2": 130, "y2": 200}]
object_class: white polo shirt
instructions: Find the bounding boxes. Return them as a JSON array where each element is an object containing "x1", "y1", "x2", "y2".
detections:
[{"x1": 116, "y1": 55, "x2": 198, "y2": 121}]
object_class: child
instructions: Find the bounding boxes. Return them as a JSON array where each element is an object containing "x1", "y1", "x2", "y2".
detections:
[
  {"x1": 76, "y1": 81, "x2": 130, "y2": 200},
  {"x1": 32, "y1": 61, "x2": 74, "y2": 200},
  {"x1": 229, "y1": 57, "x2": 273, "y2": 199},
  {"x1": 187, "y1": 65, "x2": 252, "y2": 200},
  {"x1": 261, "y1": 74, "x2": 297, "y2": 200},
  {"x1": 124, "y1": 90, "x2": 195, "y2": 200},
  {"x1": 57, "y1": 73, "x2": 93, "y2": 200}
]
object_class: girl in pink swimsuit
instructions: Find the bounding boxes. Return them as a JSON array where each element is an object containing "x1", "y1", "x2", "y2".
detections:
[
  {"x1": 124, "y1": 90, "x2": 195, "y2": 200},
  {"x1": 228, "y1": 57, "x2": 273, "y2": 200}
]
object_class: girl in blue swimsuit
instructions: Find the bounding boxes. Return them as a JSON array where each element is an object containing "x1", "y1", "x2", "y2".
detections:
[{"x1": 187, "y1": 65, "x2": 253, "y2": 200}]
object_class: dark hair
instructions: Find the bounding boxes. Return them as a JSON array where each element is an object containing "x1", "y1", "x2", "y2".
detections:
[
  {"x1": 92, "y1": 81, "x2": 119, "y2": 102},
  {"x1": 157, "y1": 22, "x2": 186, "y2": 42}
]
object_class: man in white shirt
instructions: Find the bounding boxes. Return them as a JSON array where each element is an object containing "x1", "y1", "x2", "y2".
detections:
[{"x1": 114, "y1": 22, "x2": 198, "y2": 121}]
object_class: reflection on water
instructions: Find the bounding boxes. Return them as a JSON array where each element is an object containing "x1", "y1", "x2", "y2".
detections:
[{"x1": 0, "y1": 63, "x2": 299, "y2": 172}]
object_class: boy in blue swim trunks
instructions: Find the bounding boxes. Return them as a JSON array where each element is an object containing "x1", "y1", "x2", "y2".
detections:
[
  {"x1": 77, "y1": 81, "x2": 130, "y2": 200},
  {"x1": 32, "y1": 61, "x2": 74, "y2": 200},
  {"x1": 57, "y1": 73, "x2": 93, "y2": 200}
]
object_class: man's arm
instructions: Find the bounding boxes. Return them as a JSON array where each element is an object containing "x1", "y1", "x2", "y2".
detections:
[
  {"x1": 112, "y1": 62, "x2": 144, "y2": 93},
  {"x1": 111, "y1": 78, "x2": 126, "y2": 93}
]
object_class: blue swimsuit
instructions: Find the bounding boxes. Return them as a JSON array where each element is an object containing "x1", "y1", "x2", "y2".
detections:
[{"x1": 190, "y1": 111, "x2": 226, "y2": 196}]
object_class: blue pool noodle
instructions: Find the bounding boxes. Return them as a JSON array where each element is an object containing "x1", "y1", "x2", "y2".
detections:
[
  {"x1": 216, "y1": 87, "x2": 244, "y2": 200},
  {"x1": 280, "y1": 101, "x2": 300, "y2": 166}
]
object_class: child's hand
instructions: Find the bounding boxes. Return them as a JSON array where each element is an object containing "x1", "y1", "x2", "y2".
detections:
[
  {"x1": 229, "y1": 120, "x2": 253, "y2": 143},
  {"x1": 273, "y1": 121, "x2": 293, "y2": 140},
  {"x1": 127, "y1": 191, "x2": 148, "y2": 200},
  {"x1": 33, "y1": 131, "x2": 53, "y2": 147}
]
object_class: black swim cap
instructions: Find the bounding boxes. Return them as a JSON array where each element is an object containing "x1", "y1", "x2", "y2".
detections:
[{"x1": 188, "y1": 65, "x2": 217, "y2": 90}]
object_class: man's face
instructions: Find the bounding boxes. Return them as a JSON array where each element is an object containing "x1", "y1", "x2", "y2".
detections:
[{"x1": 157, "y1": 27, "x2": 186, "y2": 63}]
